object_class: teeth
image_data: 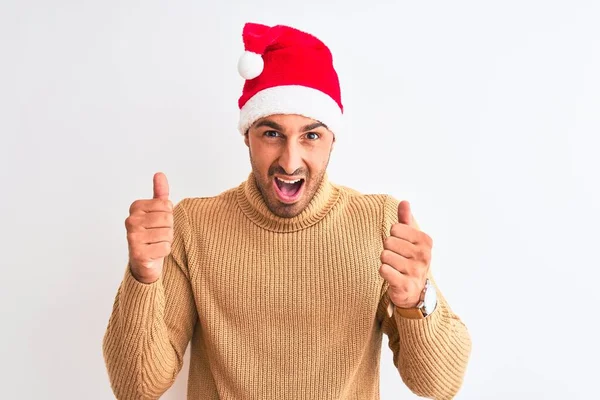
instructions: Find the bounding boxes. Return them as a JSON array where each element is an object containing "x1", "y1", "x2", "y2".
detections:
[{"x1": 276, "y1": 177, "x2": 302, "y2": 184}]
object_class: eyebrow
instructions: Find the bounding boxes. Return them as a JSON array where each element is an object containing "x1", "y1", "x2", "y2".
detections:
[
  {"x1": 252, "y1": 120, "x2": 329, "y2": 133},
  {"x1": 253, "y1": 120, "x2": 284, "y2": 131},
  {"x1": 301, "y1": 122, "x2": 328, "y2": 132}
]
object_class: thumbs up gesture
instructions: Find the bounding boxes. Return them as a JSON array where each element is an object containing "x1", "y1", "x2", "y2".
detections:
[
  {"x1": 125, "y1": 172, "x2": 174, "y2": 284},
  {"x1": 379, "y1": 201, "x2": 433, "y2": 308}
]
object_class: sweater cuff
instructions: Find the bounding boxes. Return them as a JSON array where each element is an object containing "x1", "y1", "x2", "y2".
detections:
[
  {"x1": 118, "y1": 266, "x2": 165, "y2": 333},
  {"x1": 393, "y1": 301, "x2": 443, "y2": 336}
]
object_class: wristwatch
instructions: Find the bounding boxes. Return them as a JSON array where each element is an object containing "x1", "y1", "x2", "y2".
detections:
[{"x1": 387, "y1": 279, "x2": 437, "y2": 319}]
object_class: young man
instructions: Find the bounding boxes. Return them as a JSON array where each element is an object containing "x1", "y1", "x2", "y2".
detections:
[{"x1": 103, "y1": 22, "x2": 471, "y2": 399}]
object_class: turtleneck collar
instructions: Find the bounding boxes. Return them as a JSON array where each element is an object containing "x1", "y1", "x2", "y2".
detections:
[{"x1": 236, "y1": 172, "x2": 340, "y2": 233}]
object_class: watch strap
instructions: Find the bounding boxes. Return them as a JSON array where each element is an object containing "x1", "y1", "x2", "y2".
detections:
[
  {"x1": 386, "y1": 279, "x2": 429, "y2": 319},
  {"x1": 394, "y1": 306, "x2": 426, "y2": 319}
]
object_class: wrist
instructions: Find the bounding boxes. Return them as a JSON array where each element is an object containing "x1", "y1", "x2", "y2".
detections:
[
  {"x1": 388, "y1": 279, "x2": 437, "y2": 319},
  {"x1": 129, "y1": 264, "x2": 160, "y2": 285}
]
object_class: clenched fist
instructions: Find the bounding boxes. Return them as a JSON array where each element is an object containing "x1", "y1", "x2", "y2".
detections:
[
  {"x1": 125, "y1": 172, "x2": 174, "y2": 284},
  {"x1": 379, "y1": 200, "x2": 433, "y2": 309}
]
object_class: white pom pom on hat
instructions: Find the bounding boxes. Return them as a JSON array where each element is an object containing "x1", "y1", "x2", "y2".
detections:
[{"x1": 237, "y1": 51, "x2": 264, "y2": 80}]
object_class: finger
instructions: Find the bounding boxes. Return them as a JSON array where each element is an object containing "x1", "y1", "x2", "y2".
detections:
[
  {"x1": 142, "y1": 212, "x2": 173, "y2": 229},
  {"x1": 397, "y1": 200, "x2": 413, "y2": 226},
  {"x1": 129, "y1": 241, "x2": 171, "y2": 264},
  {"x1": 389, "y1": 223, "x2": 422, "y2": 245},
  {"x1": 378, "y1": 263, "x2": 408, "y2": 287},
  {"x1": 380, "y1": 250, "x2": 411, "y2": 274},
  {"x1": 153, "y1": 172, "x2": 170, "y2": 200},
  {"x1": 128, "y1": 227, "x2": 173, "y2": 245},
  {"x1": 383, "y1": 236, "x2": 420, "y2": 259},
  {"x1": 141, "y1": 242, "x2": 172, "y2": 260},
  {"x1": 129, "y1": 199, "x2": 173, "y2": 214},
  {"x1": 125, "y1": 212, "x2": 173, "y2": 232}
]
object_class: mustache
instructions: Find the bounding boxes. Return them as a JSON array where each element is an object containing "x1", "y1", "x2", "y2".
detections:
[{"x1": 268, "y1": 166, "x2": 307, "y2": 178}]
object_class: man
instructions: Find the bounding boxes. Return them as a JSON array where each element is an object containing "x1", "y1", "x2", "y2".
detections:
[{"x1": 103, "y1": 22, "x2": 471, "y2": 400}]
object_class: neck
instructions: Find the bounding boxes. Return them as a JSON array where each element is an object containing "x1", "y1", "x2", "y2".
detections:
[{"x1": 236, "y1": 172, "x2": 340, "y2": 232}]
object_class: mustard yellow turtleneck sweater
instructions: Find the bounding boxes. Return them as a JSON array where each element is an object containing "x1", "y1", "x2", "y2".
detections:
[{"x1": 102, "y1": 174, "x2": 471, "y2": 400}]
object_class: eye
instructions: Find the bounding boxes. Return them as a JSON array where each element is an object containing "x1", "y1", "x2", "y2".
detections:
[
  {"x1": 305, "y1": 132, "x2": 320, "y2": 140},
  {"x1": 264, "y1": 130, "x2": 281, "y2": 138}
]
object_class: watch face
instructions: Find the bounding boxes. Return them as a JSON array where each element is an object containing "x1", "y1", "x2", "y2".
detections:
[{"x1": 423, "y1": 281, "x2": 437, "y2": 314}]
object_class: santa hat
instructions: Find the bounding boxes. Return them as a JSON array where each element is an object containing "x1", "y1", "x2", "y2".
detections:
[{"x1": 237, "y1": 23, "x2": 343, "y2": 135}]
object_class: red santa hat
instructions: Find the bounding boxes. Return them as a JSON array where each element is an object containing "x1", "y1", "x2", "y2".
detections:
[{"x1": 237, "y1": 23, "x2": 343, "y2": 135}]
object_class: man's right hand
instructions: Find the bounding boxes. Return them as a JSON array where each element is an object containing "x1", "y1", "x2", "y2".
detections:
[{"x1": 125, "y1": 172, "x2": 174, "y2": 284}]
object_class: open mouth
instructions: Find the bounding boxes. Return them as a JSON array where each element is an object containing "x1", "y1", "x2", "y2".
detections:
[{"x1": 273, "y1": 176, "x2": 305, "y2": 203}]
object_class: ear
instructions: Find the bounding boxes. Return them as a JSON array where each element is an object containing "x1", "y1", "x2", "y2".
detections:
[{"x1": 244, "y1": 132, "x2": 250, "y2": 147}]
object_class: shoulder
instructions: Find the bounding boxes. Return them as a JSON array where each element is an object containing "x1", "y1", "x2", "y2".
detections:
[
  {"x1": 174, "y1": 186, "x2": 239, "y2": 221},
  {"x1": 333, "y1": 183, "x2": 401, "y2": 233},
  {"x1": 334, "y1": 183, "x2": 400, "y2": 211},
  {"x1": 336, "y1": 185, "x2": 424, "y2": 235}
]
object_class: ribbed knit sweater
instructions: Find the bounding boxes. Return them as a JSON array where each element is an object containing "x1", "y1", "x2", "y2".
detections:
[{"x1": 102, "y1": 173, "x2": 471, "y2": 400}]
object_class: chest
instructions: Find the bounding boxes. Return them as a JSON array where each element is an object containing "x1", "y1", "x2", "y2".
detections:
[{"x1": 191, "y1": 222, "x2": 385, "y2": 329}]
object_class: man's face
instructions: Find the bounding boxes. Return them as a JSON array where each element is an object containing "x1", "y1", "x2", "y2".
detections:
[{"x1": 245, "y1": 114, "x2": 335, "y2": 218}]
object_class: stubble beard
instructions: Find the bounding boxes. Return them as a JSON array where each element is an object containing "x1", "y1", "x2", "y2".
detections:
[{"x1": 248, "y1": 151, "x2": 328, "y2": 219}]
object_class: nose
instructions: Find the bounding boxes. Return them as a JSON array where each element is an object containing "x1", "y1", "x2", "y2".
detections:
[{"x1": 278, "y1": 141, "x2": 303, "y2": 176}]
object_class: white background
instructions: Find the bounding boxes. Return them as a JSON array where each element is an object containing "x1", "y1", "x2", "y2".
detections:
[{"x1": 1, "y1": 0, "x2": 599, "y2": 399}]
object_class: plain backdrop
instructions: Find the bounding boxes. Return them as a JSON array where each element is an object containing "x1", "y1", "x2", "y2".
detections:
[{"x1": 1, "y1": 0, "x2": 599, "y2": 399}]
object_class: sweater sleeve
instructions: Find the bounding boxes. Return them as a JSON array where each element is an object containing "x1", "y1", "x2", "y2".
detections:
[
  {"x1": 102, "y1": 200, "x2": 198, "y2": 400},
  {"x1": 378, "y1": 195, "x2": 472, "y2": 400}
]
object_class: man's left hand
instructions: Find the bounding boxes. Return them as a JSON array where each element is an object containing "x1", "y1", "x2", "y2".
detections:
[{"x1": 379, "y1": 200, "x2": 433, "y2": 308}]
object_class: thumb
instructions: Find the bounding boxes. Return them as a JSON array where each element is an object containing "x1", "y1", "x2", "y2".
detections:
[
  {"x1": 397, "y1": 200, "x2": 413, "y2": 226},
  {"x1": 153, "y1": 172, "x2": 170, "y2": 200}
]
